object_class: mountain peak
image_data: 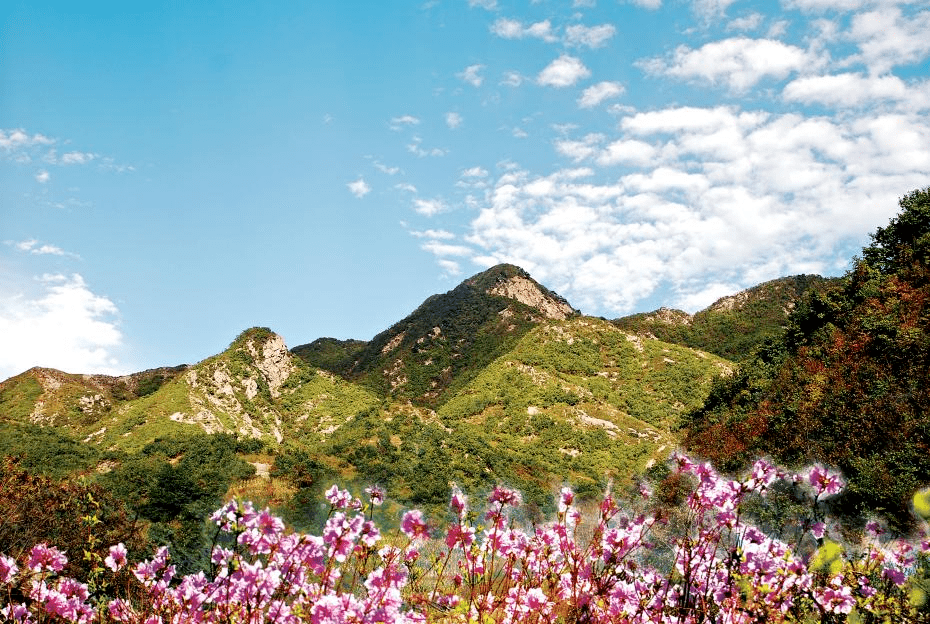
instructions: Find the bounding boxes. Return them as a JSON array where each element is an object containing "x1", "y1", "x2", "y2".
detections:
[{"x1": 466, "y1": 264, "x2": 577, "y2": 320}]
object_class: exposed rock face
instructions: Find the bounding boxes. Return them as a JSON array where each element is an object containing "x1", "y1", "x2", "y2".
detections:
[
  {"x1": 648, "y1": 307, "x2": 693, "y2": 326},
  {"x1": 246, "y1": 334, "x2": 294, "y2": 398},
  {"x1": 488, "y1": 276, "x2": 575, "y2": 320}
]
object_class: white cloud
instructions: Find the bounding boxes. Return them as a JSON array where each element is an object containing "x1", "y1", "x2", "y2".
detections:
[
  {"x1": 728, "y1": 12, "x2": 764, "y2": 31},
  {"x1": 59, "y1": 151, "x2": 97, "y2": 165},
  {"x1": 458, "y1": 64, "x2": 485, "y2": 87},
  {"x1": 422, "y1": 240, "x2": 473, "y2": 256},
  {"x1": 783, "y1": 73, "x2": 909, "y2": 107},
  {"x1": 468, "y1": 0, "x2": 497, "y2": 8},
  {"x1": 462, "y1": 166, "x2": 489, "y2": 178},
  {"x1": 641, "y1": 37, "x2": 815, "y2": 91},
  {"x1": 490, "y1": 18, "x2": 558, "y2": 42},
  {"x1": 437, "y1": 259, "x2": 462, "y2": 276},
  {"x1": 782, "y1": 0, "x2": 867, "y2": 11},
  {"x1": 389, "y1": 115, "x2": 421, "y2": 130},
  {"x1": 373, "y1": 161, "x2": 401, "y2": 175},
  {"x1": 413, "y1": 198, "x2": 448, "y2": 216},
  {"x1": 455, "y1": 101, "x2": 930, "y2": 317},
  {"x1": 407, "y1": 137, "x2": 447, "y2": 158},
  {"x1": 537, "y1": 55, "x2": 591, "y2": 87},
  {"x1": 0, "y1": 129, "x2": 54, "y2": 153},
  {"x1": 578, "y1": 81, "x2": 625, "y2": 108},
  {"x1": 395, "y1": 183, "x2": 418, "y2": 193},
  {"x1": 410, "y1": 229, "x2": 456, "y2": 239},
  {"x1": 848, "y1": 7, "x2": 930, "y2": 74},
  {"x1": 692, "y1": 0, "x2": 738, "y2": 20},
  {"x1": 347, "y1": 178, "x2": 371, "y2": 198},
  {"x1": 629, "y1": 0, "x2": 662, "y2": 8},
  {"x1": 445, "y1": 112, "x2": 463, "y2": 129},
  {"x1": 564, "y1": 24, "x2": 616, "y2": 48},
  {"x1": 0, "y1": 274, "x2": 125, "y2": 379},
  {"x1": 10, "y1": 239, "x2": 78, "y2": 258},
  {"x1": 501, "y1": 71, "x2": 525, "y2": 87},
  {"x1": 35, "y1": 170, "x2": 50, "y2": 183}
]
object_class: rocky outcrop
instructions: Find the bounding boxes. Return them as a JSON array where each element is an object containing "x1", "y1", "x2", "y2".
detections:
[
  {"x1": 246, "y1": 334, "x2": 294, "y2": 398},
  {"x1": 488, "y1": 275, "x2": 575, "y2": 320}
]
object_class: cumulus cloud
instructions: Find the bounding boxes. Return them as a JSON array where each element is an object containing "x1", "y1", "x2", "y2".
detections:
[
  {"x1": 458, "y1": 64, "x2": 485, "y2": 87},
  {"x1": 578, "y1": 81, "x2": 625, "y2": 108},
  {"x1": 0, "y1": 274, "x2": 125, "y2": 380},
  {"x1": 0, "y1": 129, "x2": 54, "y2": 154},
  {"x1": 347, "y1": 178, "x2": 371, "y2": 198},
  {"x1": 847, "y1": 7, "x2": 930, "y2": 74},
  {"x1": 456, "y1": 101, "x2": 930, "y2": 316},
  {"x1": 35, "y1": 170, "x2": 50, "y2": 183},
  {"x1": 564, "y1": 24, "x2": 616, "y2": 48},
  {"x1": 537, "y1": 55, "x2": 591, "y2": 87},
  {"x1": 783, "y1": 73, "x2": 909, "y2": 107},
  {"x1": 641, "y1": 37, "x2": 815, "y2": 91}
]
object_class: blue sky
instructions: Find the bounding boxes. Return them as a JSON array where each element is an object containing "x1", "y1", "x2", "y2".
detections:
[{"x1": 1, "y1": 0, "x2": 929, "y2": 379}]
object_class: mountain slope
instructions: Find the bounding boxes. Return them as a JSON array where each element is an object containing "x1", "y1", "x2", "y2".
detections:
[
  {"x1": 613, "y1": 275, "x2": 838, "y2": 361},
  {"x1": 294, "y1": 264, "x2": 578, "y2": 407},
  {"x1": 683, "y1": 188, "x2": 930, "y2": 528},
  {"x1": 312, "y1": 316, "x2": 730, "y2": 508}
]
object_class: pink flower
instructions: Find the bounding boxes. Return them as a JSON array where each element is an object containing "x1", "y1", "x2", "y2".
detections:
[
  {"x1": 450, "y1": 488, "x2": 468, "y2": 518},
  {"x1": 105, "y1": 543, "x2": 128, "y2": 572},
  {"x1": 805, "y1": 465, "x2": 844, "y2": 497},
  {"x1": 400, "y1": 510, "x2": 429, "y2": 540},
  {"x1": 27, "y1": 543, "x2": 67, "y2": 573},
  {"x1": 810, "y1": 522, "x2": 826, "y2": 540},
  {"x1": 558, "y1": 487, "x2": 574, "y2": 513},
  {"x1": 365, "y1": 485, "x2": 385, "y2": 506},
  {"x1": 0, "y1": 554, "x2": 18, "y2": 584},
  {"x1": 325, "y1": 485, "x2": 356, "y2": 509}
]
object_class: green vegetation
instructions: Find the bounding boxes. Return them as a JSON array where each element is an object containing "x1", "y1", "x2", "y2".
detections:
[
  {"x1": 684, "y1": 187, "x2": 930, "y2": 530},
  {"x1": 614, "y1": 275, "x2": 838, "y2": 361}
]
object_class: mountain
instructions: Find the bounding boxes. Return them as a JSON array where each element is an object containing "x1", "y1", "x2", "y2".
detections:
[
  {"x1": 683, "y1": 188, "x2": 930, "y2": 529},
  {"x1": 613, "y1": 275, "x2": 839, "y2": 361},
  {"x1": 0, "y1": 327, "x2": 380, "y2": 453},
  {"x1": 292, "y1": 264, "x2": 578, "y2": 407},
  {"x1": 0, "y1": 263, "x2": 732, "y2": 514}
]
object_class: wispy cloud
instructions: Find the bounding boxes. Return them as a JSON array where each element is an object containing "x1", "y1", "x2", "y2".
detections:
[
  {"x1": 564, "y1": 24, "x2": 616, "y2": 48},
  {"x1": 445, "y1": 112, "x2": 463, "y2": 129},
  {"x1": 10, "y1": 239, "x2": 80, "y2": 259},
  {"x1": 457, "y1": 64, "x2": 485, "y2": 87},
  {"x1": 578, "y1": 82, "x2": 625, "y2": 108},
  {"x1": 413, "y1": 197, "x2": 448, "y2": 216},
  {"x1": 389, "y1": 115, "x2": 421, "y2": 130},
  {"x1": 407, "y1": 137, "x2": 447, "y2": 158},
  {"x1": 490, "y1": 18, "x2": 558, "y2": 42}
]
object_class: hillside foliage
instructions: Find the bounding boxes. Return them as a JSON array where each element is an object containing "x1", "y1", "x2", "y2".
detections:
[{"x1": 685, "y1": 187, "x2": 930, "y2": 529}]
